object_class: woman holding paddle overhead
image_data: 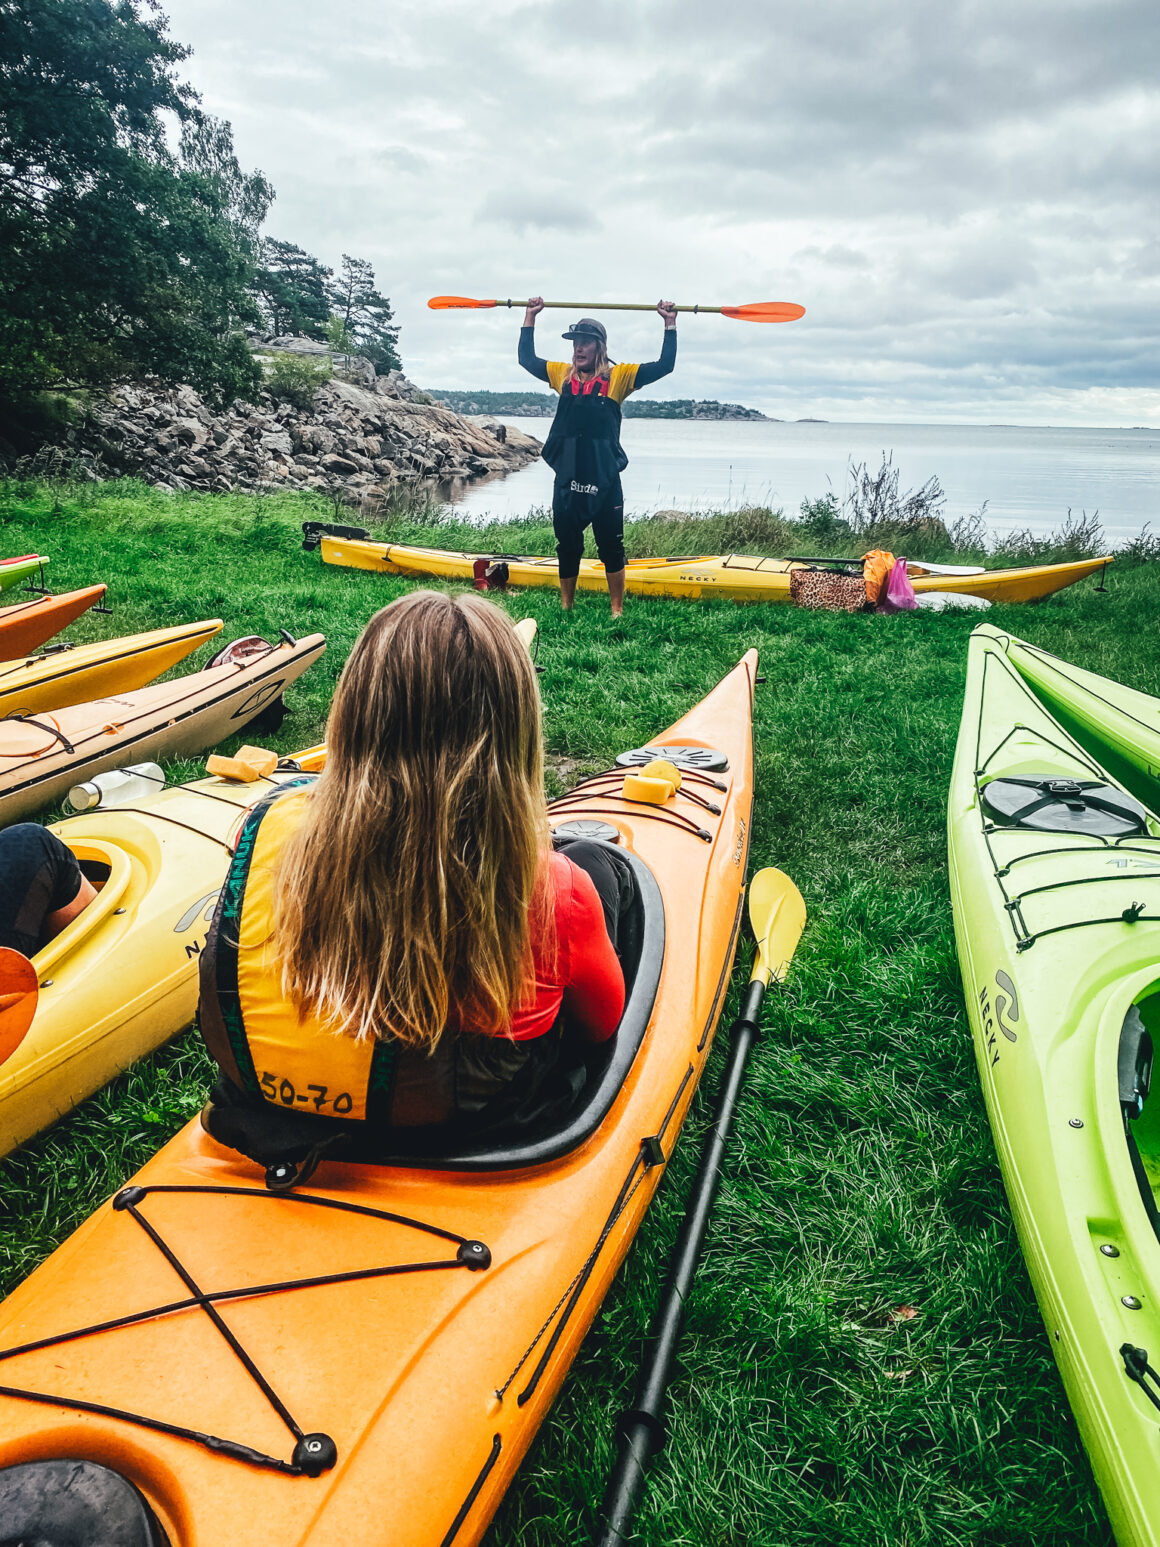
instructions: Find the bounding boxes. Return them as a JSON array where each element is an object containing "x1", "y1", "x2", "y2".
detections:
[
  {"x1": 200, "y1": 591, "x2": 626, "y2": 1164},
  {"x1": 520, "y1": 297, "x2": 677, "y2": 616}
]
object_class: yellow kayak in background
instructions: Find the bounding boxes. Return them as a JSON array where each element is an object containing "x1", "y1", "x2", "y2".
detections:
[
  {"x1": 0, "y1": 751, "x2": 321, "y2": 1157},
  {"x1": 0, "y1": 619, "x2": 223, "y2": 717},
  {"x1": 317, "y1": 533, "x2": 1112, "y2": 606}
]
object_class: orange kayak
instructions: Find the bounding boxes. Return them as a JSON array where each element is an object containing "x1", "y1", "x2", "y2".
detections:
[
  {"x1": 0, "y1": 653, "x2": 757, "y2": 1547},
  {"x1": 0, "y1": 585, "x2": 108, "y2": 661}
]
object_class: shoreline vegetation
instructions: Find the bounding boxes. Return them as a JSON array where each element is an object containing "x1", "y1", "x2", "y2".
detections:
[
  {"x1": 2, "y1": 470, "x2": 1155, "y2": 1544},
  {"x1": 429, "y1": 388, "x2": 774, "y2": 421}
]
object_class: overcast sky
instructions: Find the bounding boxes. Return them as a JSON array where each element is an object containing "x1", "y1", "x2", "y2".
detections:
[{"x1": 161, "y1": 0, "x2": 1159, "y2": 425}]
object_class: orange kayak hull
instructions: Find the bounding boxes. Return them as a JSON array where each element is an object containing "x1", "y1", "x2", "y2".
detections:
[
  {"x1": 0, "y1": 586, "x2": 108, "y2": 661},
  {"x1": 0, "y1": 654, "x2": 758, "y2": 1547}
]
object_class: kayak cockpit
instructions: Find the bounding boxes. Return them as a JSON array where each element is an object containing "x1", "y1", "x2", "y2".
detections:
[
  {"x1": 31, "y1": 838, "x2": 133, "y2": 983},
  {"x1": 202, "y1": 838, "x2": 665, "y2": 1182},
  {"x1": 0, "y1": 1458, "x2": 171, "y2": 1546}
]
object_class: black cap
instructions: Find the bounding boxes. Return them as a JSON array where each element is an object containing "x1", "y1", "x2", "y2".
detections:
[{"x1": 562, "y1": 317, "x2": 607, "y2": 345}]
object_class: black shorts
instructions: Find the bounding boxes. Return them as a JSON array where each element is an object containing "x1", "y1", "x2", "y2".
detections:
[
  {"x1": 0, "y1": 824, "x2": 83, "y2": 956},
  {"x1": 553, "y1": 499, "x2": 626, "y2": 580}
]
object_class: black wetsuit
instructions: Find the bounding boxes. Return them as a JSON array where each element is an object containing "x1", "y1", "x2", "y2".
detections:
[{"x1": 518, "y1": 327, "x2": 677, "y2": 579}]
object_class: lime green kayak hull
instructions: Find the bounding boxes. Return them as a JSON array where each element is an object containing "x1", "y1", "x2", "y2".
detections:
[
  {"x1": 978, "y1": 623, "x2": 1160, "y2": 818},
  {"x1": 0, "y1": 556, "x2": 48, "y2": 592},
  {"x1": 948, "y1": 628, "x2": 1160, "y2": 1547}
]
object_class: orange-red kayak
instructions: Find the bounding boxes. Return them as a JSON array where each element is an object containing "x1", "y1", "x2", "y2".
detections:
[
  {"x1": 0, "y1": 585, "x2": 108, "y2": 661},
  {"x1": 0, "y1": 653, "x2": 757, "y2": 1547}
]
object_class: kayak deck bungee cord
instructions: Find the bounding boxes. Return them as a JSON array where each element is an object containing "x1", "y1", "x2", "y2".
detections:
[
  {"x1": 0, "y1": 652, "x2": 757, "y2": 1546},
  {"x1": 307, "y1": 525, "x2": 1113, "y2": 607},
  {"x1": 948, "y1": 628, "x2": 1160, "y2": 1547},
  {"x1": 981, "y1": 623, "x2": 1160, "y2": 816}
]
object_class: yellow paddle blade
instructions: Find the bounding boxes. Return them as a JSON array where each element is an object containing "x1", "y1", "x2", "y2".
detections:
[
  {"x1": 747, "y1": 868, "x2": 806, "y2": 987},
  {"x1": 515, "y1": 617, "x2": 538, "y2": 655},
  {"x1": 0, "y1": 948, "x2": 38, "y2": 1065}
]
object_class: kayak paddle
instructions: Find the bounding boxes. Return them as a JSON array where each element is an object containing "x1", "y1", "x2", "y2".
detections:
[
  {"x1": 428, "y1": 297, "x2": 805, "y2": 324},
  {"x1": 0, "y1": 948, "x2": 39, "y2": 1065},
  {"x1": 594, "y1": 865, "x2": 806, "y2": 1545}
]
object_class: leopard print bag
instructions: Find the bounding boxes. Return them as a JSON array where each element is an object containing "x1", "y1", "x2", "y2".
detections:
[{"x1": 790, "y1": 566, "x2": 867, "y2": 612}]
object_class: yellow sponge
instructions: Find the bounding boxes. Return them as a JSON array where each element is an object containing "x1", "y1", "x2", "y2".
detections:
[
  {"x1": 622, "y1": 772, "x2": 675, "y2": 806},
  {"x1": 639, "y1": 758, "x2": 682, "y2": 792},
  {"x1": 207, "y1": 744, "x2": 279, "y2": 782}
]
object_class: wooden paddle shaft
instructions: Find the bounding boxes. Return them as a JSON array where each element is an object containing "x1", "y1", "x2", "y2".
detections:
[{"x1": 498, "y1": 300, "x2": 723, "y2": 313}]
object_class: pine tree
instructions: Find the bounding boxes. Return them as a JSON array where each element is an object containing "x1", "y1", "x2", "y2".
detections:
[
  {"x1": 253, "y1": 240, "x2": 333, "y2": 340},
  {"x1": 328, "y1": 253, "x2": 402, "y2": 373}
]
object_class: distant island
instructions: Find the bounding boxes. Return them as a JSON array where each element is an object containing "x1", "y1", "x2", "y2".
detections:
[{"x1": 428, "y1": 389, "x2": 771, "y2": 421}]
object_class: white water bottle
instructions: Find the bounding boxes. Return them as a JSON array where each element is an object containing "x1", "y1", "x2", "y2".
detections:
[{"x1": 67, "y1": 761, "x2": 165, "y2": 812}]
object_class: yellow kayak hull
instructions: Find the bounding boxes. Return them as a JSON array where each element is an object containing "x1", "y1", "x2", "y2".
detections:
[
  {"x1": 0, "y1": 757, "x2": 317, "y2": 1157},
  {"x1": 0, "y1": 619, "x2": 224, "y2": 718},
  {"x1": 320, "y1": 535, "x2": 1113, "y2": 606}
]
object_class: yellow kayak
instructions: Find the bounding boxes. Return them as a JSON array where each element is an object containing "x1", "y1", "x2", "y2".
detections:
[
  {"x1": 317, "y1": 532, "x2": 1113, "y2": 606},
  {"x1": 0, "y1": 619, "x2": 224, "y2": 718},
  {"x1": 0, "y1": 748, "x2": 325, "y2": 1157}
]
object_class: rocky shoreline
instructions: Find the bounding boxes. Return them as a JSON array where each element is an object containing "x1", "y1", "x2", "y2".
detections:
[{"x1": 4, "y1": 339, "x2": 542, "y2": 500}]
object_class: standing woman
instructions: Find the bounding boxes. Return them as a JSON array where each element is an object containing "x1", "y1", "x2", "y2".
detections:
[{"x1": 520, "y1": 298, "x2": 677, "y2": 616}]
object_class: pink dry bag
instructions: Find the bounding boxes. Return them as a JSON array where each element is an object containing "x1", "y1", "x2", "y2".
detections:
[{"x1": 880, "y1": 556, "x2": 918, "y2": 612}]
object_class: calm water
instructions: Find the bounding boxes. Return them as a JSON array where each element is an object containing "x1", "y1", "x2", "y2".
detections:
[{"x1": 447, "y1": 419, "x2": 1159, "y2": 543}]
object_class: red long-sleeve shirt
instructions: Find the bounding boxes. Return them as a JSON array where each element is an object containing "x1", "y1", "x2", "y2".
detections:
[{"x1": 508, "y1": 851, "x2": 625, "y2": 1043}]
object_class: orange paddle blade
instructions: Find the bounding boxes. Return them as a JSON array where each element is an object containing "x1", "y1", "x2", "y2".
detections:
[
  {"x1": 720, "y1": 302, "x2": 806, "y2": 323},
  {"x1": 0, "y1": 948, "x2": 38, "y2": 1065},
  {"x1": 427, "y1": 295, "x2": 498, "y2": 310}
]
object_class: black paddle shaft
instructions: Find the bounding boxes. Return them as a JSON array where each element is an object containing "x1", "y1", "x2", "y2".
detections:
[{"x1": 595, "y1": 975, "x2": 767, "y2": 1546}]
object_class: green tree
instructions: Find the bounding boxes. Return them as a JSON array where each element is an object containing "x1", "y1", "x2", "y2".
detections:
[
  {"x1": 327, "y1": 253, "x2": 401, "y2": 373},
  {"x1": 253, "y1": 239, "x2": 332, "y2": 340},
  {"x1": 0, "y1": 0, "x2": 268, "y2": 405}
]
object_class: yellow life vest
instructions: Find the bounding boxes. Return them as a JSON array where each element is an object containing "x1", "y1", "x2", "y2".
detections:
[{"x1": 199, "y1": 786, "x2": 399, "y2": 1124}]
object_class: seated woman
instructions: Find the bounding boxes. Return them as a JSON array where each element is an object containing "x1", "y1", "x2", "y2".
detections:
[
  {"x1": 0, "y1": 824, "x2": 97, "y2": 959},
  {"x1": 200, "y1": 591, "x2": 625, "y2": 1161}
]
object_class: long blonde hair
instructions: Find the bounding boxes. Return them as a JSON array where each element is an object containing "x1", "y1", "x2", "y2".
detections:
[{"x1": 273, "y1": 591, "x2": 550, "y2": 1049}]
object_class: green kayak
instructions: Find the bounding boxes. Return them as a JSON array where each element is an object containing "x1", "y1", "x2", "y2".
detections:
[
  {"x1": 979, "y1": 623, "x2": 1160, "y2": 818},
  {"x1": 949, "y1": 626, "x2": 1160, "y2": 1547},
  {"x1": 0, "y1": 555, "x2": 48, "y2": 592}
]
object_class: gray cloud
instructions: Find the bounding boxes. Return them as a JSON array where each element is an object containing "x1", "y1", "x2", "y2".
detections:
[{"x1": 162, "y1": 0, "x2": 1160, "y2": 423}]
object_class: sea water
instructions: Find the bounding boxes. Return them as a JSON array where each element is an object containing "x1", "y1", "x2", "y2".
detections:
[{"x1": 445, "y1": 419, "x2": 1159, "y2": 545}]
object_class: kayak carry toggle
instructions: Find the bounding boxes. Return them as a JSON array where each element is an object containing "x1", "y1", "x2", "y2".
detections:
[
  {"x1": 457, "y1": 1240, "x2": 492, "y2": 1270},
  {"x1": 292, "y1": 1433, "x2": 337, "y2": 1476},
  {"x1": 1121, "y1": 1344, "x2": 1160, "y2": 1416}
]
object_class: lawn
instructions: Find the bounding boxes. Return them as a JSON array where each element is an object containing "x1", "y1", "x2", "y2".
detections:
[{"x1": 2, "y1": 475, "x2": 1157, "y2": 1545}]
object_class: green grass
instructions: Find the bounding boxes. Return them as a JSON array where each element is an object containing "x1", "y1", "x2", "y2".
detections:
[{"x1": 2, "y1": 475, "x2": 1157, "y2": 1544}]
